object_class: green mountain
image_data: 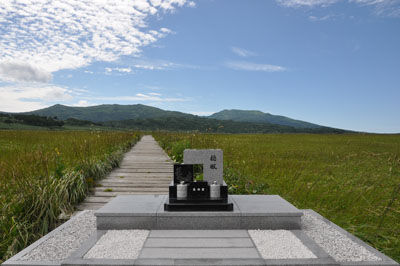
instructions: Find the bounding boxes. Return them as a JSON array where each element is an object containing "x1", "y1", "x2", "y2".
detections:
[
  {"x1": 15, "y1": 104, "x2": 347, "y2": 133},
  {"x1": 208, "y1": 109, "x2": 321, "y2": 129},
  {"x1": 25, "y1": 104, "x2": 190, "y2": 122}
]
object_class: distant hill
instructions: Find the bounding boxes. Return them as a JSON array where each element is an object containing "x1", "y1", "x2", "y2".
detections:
[
  {"x1": 209, "y1": 109, "x2": 321, "y2": 129},
  {"x1": 9, "y1": 104, "x2": 349, "y2": 133},
  {"x1": 25, "y1": 104, "x2": 190, "y2": 122}
]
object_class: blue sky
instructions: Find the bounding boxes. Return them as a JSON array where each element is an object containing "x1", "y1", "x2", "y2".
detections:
[{"x1": 0, "y1": 0, "x2": 399, "y2": 133}]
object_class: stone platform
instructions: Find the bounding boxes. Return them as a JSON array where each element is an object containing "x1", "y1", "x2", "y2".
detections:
[
  {"x1": 3, "y1": 208, "x2": 398, "y2": 266},
  {"x1": 95, "y1": 194, "x2": 303, "y2": 230}
]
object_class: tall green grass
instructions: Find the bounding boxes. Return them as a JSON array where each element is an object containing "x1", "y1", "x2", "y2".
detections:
[
  {"x1": 0, "y1": 130, "x2": 141, "y2": 263},
  {"x1": 154, "y1": 133, "x2": 400, "y2": 262}
]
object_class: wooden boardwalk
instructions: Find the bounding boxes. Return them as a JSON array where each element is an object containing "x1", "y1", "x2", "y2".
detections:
[{"x1": 77, "y1": 135, "x2": 173, "y2": 210}]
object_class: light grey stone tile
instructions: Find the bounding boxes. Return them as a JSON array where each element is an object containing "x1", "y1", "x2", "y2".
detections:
[
  {"x1": 95, "y1": 195, "x2": 166, "y2": 217},
  {"x1": 139, "y1": 247, "x2": 261, "y2": 259},
  {"x1": 144, "y1": 238, "x2": 254, "y2": 248}
]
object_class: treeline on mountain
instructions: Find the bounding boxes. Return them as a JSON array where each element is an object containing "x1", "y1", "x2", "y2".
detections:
[
  {"x1": 0, "y1": 113, "x2": 64, "y2": 127},
  {"x1": 0, "y1": 113, "x2": 100, "y2": 128},
  {"x1": 64, "y1": 118, "x2": 102, "y2": 126},
  {"x1": 103, "y1": 116, "x2": 347, "y2": 134}
]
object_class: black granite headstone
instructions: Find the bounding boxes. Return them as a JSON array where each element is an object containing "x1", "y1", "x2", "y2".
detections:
[{"x1": 173, "y1": 164, "x2": 193, "y2": 184}]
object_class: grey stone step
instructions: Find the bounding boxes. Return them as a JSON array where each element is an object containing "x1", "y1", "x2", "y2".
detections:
[
  {"x1": 139, "y1": 247, "x2": 261, "y2": 259},
  {"x1": 144, "y1": 238, "x2": 254, "y2": 248}
]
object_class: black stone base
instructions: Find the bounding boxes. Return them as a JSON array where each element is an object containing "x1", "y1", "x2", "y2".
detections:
[
  {"x1": 164, "y1": 199, "x2": 234, "y2": 211},
  {"x1": 166, "y1": 181, "x2": 233, "y2": 211}
]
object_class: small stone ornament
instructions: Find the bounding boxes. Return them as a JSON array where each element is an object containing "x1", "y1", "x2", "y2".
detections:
[
  {"x1": 176, "y1": 181, "x2": 187, "y2": 199},
  {"x1": 210, "y1": 181, "x2": 220, "y2": 199}
]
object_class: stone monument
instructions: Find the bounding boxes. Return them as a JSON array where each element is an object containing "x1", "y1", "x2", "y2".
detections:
[{"x1": 164, "y1": 149, "x2": 234, "y2": 211}]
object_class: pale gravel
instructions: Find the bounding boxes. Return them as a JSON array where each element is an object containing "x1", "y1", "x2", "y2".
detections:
[
  {"x1": 19, "y1": 210, "x2": 96, "y2": 261},
  {"x1": 84, "y1": 230, "x2": 149, "y2": 259},
  {"x1": 248, "y1": 230, "x2": 317, "y2": 259},
  {"x1": 302, "y1": 210, "x2": 381, "y2": 262}
]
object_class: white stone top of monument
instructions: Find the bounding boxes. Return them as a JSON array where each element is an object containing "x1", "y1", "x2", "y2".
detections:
[{"x1": 183, "y1": 149, "x2": 223, "y2": 184}]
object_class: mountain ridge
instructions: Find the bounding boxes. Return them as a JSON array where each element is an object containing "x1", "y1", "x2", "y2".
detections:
[
  {"x1": 209, "y1": 109, "x2": 321, "y2": 129},
  {"x1": 13, "y1": 103, "x2": 342, "y2": 132},
  {"x1": 24, "y1": 104, "x2": 191, "y2": 122}
]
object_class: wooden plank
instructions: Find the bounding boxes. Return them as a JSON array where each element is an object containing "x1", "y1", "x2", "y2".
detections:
[
  {"x1": 77, "y1": 135, "x2": 172, "y2": 211},
  {"x1": 96, "y1": 183, "x2": 168, "y2": 188},
  {"x1": 109, "y1": 172, "x2": 172, "y2": 176},
  {"x1": 94, "y1": 192, "x2": 167, "y2": 197},
  {"x1": 102, "y1": 181, "x2": 170, "y2": 185},
  {"x1": 104, "y1": 178, "x2": 171, "y2": 182},
  {"x1": 110, "y1": 169, "x2": 172, "y2": 173},
  {"x1": 92, "y1": 187, "x2": 168, "y2": 192}
]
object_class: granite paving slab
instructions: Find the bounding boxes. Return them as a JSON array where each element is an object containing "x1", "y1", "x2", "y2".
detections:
[{"x1": 95, "y1": 194, "x2": 303, "y2": 230}]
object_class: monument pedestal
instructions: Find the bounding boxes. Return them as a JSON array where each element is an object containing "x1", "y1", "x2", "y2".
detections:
[
  {"x1": 95, "y1": 194, "x2": 303, "y2": 230},
  {"x1": 165, "y1": 180, "x2": 234, "y2": 211},
  {"x1": 164, "y1": 198, "x2": 234, "y2": 211}
]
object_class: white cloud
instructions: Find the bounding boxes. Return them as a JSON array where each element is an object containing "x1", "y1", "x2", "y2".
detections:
[
  {"x1": 117, "y1": 67, "x2": 132, "y2": 73},
  {"x1": 231, "y1": 47, "x2": 257, "y2": 57},
  {"x1": 225, "y1": 61, "x2": 286, "y2": 72},
  {"x1": 277, "y1": 0, "x2": 400, "y2": 17},
  {"x1": 308, "y1": 14, "x2": 333, "y2": 21},
  {"x1": 188, "y1": 1, "x2": 196, "y2": 7},
  {"x1": 351, "y1": 0, "x2": 400, "y2": 17},
  {"x1": 0, "y1": 84, "x2": 73, "y2": 112},
  {"x1": 0, "y1": 61, "x2": 52, "y2": 83},
  {"x1": 105, "y1": 67, "x2": 132, "y2": 74},
  {"x1": 277, "y1": 0, "x2": 339, "y2": 7},
  {"x1": 148, "y1": 92, "x2": 162, "y2": 96},
  {"x1": 129, "y1": 58, "x2": 198, "y2": 70},
  {"x1": 133, "y1": 59, "x2": 178, "y2": 70},
  {"x1": 93, "y1": 92, "x2": 187, "y2": 102},
  {"x1": 0, "y1": 0, "x2": 192, "y2": 77},
  {"x1": 72, "y1": 100, "x2": 95, "y2": 107}
]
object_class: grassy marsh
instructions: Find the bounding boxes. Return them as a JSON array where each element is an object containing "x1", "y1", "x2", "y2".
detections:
[{"x1": 0, "y1": 130, "x2": 141, "y2": 263}]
